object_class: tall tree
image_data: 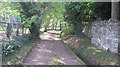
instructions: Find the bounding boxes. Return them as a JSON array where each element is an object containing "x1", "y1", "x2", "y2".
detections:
[
  {"x1": 92, "y1": 2, "x2": 111, "y2": 20},
  {"x1": 41, "y1": 2, "x2": 65, "y2": 31},
  {"x1": 111, "y1": 2, "x2": 119, "y2": 20},
  {"x1": 19, "y1": 2, "x2": 50, "y2": 39}
]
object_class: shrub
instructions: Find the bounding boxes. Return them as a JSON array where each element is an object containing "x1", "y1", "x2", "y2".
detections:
[
  {"x1": 2, "y1": 34, "x2": 30, "y2": 56},
  {"x1": 61, "y1": 26, "x2": 74, "y2": 37}
]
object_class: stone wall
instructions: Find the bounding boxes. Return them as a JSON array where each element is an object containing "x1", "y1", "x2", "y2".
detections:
[{"x1": 91, "y1": 19, "x2": 119, "y2": 54}]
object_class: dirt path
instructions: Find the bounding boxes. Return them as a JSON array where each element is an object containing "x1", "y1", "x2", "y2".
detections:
[{"x1": 24, "y1": 31, "x2": 84, "y2": 65}]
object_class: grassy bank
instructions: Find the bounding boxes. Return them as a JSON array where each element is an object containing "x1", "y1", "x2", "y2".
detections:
[
  {"x1": 62, "y1": 41, "x2": 86, "y2": 65},
  {"x1": 62, "y1": 36, "x2": 119, "y2": 65}
]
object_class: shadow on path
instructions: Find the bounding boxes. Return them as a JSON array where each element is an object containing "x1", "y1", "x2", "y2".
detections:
[{"x1": 24, "y1": 31, "x2": 83, "y2": 65}]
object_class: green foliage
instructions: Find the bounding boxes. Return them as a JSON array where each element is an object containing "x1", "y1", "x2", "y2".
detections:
[
  {"x1": 22, "y1": 15, "x2": 39, "y2": 28},
  {"x1": 2, "y1": 44, "x2": 14, "y2": 56},
  {"x1": 63, "y1": 2, "x2": 116, "y2": 37},
  {"x1": 2, "y1": 40, "x2": 20, "y2": 56},
  {"x1": 64, "y1": 2, "x2": 93, "y2": 37},
  {"x1": 2, "y1": 34, "x2": 30, "y2": 56},
  {"x1": 18, "y1": 2, "x2": 51, "y2": 38},
  {"x1": 41, "y1": 2, "x2": 65, "y2": 30},
  {"x1": 3, "y1": 34, "x2": 37, "y2": 65},
  {"x1": 92, "y1": 2, "x2": 111, "y2": 20},
  {"x1": 31, "y1": 15, "x2": 39, "y2": 22},
  {"x1": 19, "y1": 2, "x2": 34, "y2": 18},
  {"x1": 0, "y1": 2, "x2": 20, "y2": 18},
  {"x1": 22, "y1": 18, "x2": 31, "y2": 28},
  {"x1": 61, "y1": 25, "x2": 74, "y2": 37}
]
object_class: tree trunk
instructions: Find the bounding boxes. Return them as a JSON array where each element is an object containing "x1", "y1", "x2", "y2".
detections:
[
  {"x1": 6, "y1": 23, "x2": 12, "y2": 44},
  {"x1": 29, "y1": 22, "x2": 40, "y2": 39},
  {"x1": 60, "y1": 21, "x2": 62, "y2": 30},
  {"x1": 22, "y1": 26, "x2": 24, "y2": 34},
  {"x1": 6, "y1": 23, "x2": 12, "y2": 38},
  {"x1": 52, "y1": 19, "x2": 55, "y2": 30},
  {"x1": 44, "y1": 25, "x2": 48, "y2": 32},
  {"x1": 16, "y1": 25, "x2": 20, "y2": 36},
  {"x1": 52, "y1": 24, "x2": 54, "y2": 30},
  {"x1": 111, "y1": 2, "x2": 119, "y2": 20},
  {"x1": 55, "y1": 22, "x2": 57, "y2": 30}
]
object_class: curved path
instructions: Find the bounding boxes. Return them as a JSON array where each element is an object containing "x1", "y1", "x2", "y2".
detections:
[{"x1": 24, "y1": 31, "x2": 84, "y2": 65}]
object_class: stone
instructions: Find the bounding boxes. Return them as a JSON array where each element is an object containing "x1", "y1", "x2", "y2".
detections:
[{"x1": 91, "y1": 20, "x2": 119, "y2": 54}]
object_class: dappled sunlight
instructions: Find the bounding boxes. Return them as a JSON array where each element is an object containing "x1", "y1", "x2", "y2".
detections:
[
  {"x1": 52, "y1": 38, "x2": 61, "y2": 40},
  {"x1": 38, "y1": 62, "x2": 45, "y2": 65},
  {"x1": 97, "y1": 38, "x2": 101, "y2": 42},
  {"x1": 51, "y1": 58, "x2": 66, "y2": 65},
  {"x1": 88, "y1": 46, "x2": 97, "y2": 50},
  {"x1": 37, "y1": 55, "x2": 42, "y2": 58},
  {"x1": 61, "y1": 57, "x2": 65, "y2": 60},
  {"x1": 24, "y1": 31, "x2": 82, "y2": 65},
  {"x1": 102, "y1": 45, "x2": 109, "y2": 50},
  {"x1": 1, "y1": 1, "x2": 119, "y2": 65},
  {"x1": 87, "y1": 45, "x2": 109, "y2": 53},
  {"x1": 93, "y1": 52, "x2": 96, "y2": 55},
  {"x1": 88, "y1": 46, "x2": 102, "y2": 53},
  {"x1": 41, "y1": 31, "x2": 61, "y2": 41},
  {"x1": 33, "y1": 59, "x2": 38, "y2": 62},
  {"x1": 37, "y1": 49, "x2": 52, "y2": 53},
  {"x1": 43, "y1": 45, "x2": 45, "y2": 46},
  {"x1": 95, "y1": 50, "x2": 102, "y2": 53}
]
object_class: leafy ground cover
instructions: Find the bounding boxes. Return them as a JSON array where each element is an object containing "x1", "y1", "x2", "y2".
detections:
[{"x1": 2, "y1": 34, "x2": 37, "y2": 65}]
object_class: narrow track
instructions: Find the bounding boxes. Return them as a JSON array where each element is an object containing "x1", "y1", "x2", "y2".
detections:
[{"x1": 24, "y1": 31, "x2": 84, "y2": 65}]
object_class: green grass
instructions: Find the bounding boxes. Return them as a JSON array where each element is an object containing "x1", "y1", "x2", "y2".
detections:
[
  {"x1": 63, "y1": 42, "x2": 86, "y2": 65},
  {"x1": 50, "y1": 57, "x2": 64, "y2": 65},
  {"x1": 40, "y1": 31, "x2": 48, "y2": 37},
  {"x1": 0, "y1": 30, "x2": 5, "y2": 33},
  {"x1": 78, "y1": 37, "x2": 118, "y2": 65},
  {"x1": 62, "y1": 36, "x2": 119, "y2": 65}
]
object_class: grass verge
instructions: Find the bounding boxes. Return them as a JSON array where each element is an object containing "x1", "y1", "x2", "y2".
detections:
[
  {"x1": 63, "y1": 42, "x2": 86, "y2": 65},
  {"x1": 62, "y1": 36, "x2": 119, "y2": 65}
]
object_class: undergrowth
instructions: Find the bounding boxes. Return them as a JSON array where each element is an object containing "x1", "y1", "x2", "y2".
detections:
[{"x1": 2, "y1": 34, "x2": 37, "y2": 65}]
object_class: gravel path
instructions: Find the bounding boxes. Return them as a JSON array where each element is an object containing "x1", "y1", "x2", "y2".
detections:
[{"x1": 24, "y1": 31, "x2": 84, "y2": 65}]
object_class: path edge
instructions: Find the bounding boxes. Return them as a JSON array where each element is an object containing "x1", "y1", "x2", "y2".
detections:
[{"x1": 61, "y1": 40, "x2": 86, "y2": 65}]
